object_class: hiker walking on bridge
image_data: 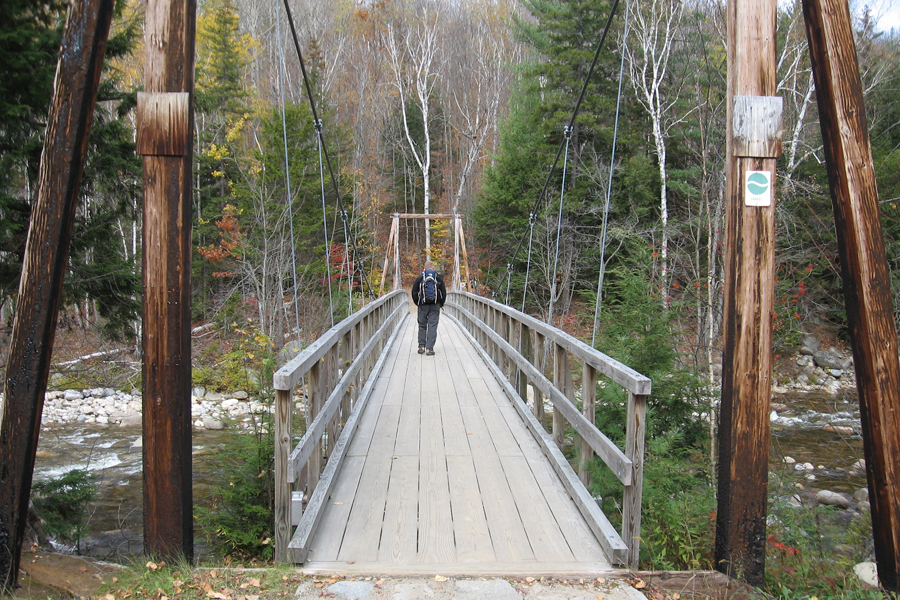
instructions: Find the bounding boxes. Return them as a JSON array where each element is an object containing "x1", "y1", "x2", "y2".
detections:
[{"x1": 412, "y1": 260, "x2": 446, "y2": 356}]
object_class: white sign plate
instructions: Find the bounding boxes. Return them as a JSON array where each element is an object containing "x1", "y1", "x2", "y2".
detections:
[{"x1": 745, "y1": 170, "x2": 773, "y2": 206}]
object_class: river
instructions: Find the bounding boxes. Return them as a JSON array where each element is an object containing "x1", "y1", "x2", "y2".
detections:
[{"x1": 31, "y1": 387, "x2": 869, "y2": 561}]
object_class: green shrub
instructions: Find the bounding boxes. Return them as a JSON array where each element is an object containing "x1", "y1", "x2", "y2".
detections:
[
  {"x1": 196, "y1": 414, "x2": 276, "y2": 559},
  {"x1": 31, "y1": 468, "x2": 98, "y2": 550}
]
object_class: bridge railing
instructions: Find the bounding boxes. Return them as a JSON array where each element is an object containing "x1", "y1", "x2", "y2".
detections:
[
  {"x1": 273, "y1": 289, "x2": 409, "y2": 563},
  {"x1": 444, "y1": 291, "x2": 651, "y2": 568}
]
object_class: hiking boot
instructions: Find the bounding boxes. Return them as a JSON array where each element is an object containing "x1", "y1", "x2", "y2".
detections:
[
  {"x1": 418, "y1": 345, "x2": 425, "y2": 354},
  {"x1": 425, "y1": 348, "x2": 435, "y2": 356}
]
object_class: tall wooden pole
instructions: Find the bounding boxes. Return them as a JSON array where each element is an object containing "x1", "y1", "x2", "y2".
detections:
[
  {"x1": 137, "y1": 0, "x2": 196, "y2": 560},
  {"x1": 715, "y1": 0, "x2": 781, "y2": 587},
  {"x1": 0, "y1": 0, "x2": 114, "y2": 588},
  {"x1": 802, "y1": 0, "x2": 900, "y2": 590}
]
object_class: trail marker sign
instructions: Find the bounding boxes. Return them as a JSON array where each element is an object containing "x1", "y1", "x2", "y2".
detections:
[{"x1": 745, "y1": 170, "x2": 773, "y2": 206}]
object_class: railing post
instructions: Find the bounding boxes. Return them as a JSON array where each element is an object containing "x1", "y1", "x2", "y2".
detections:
[
  {"x1": 306, "y1": 362, "x2": 322, "y2": 496},
  {"x1": 274, "y1": 387, "x2": 292, "y2": 563},
  {"x1": 552, "y1": 343, "x2": 565, "y2": 449},
  {"x1": 326, "y1": 346, "x2": 339, "y2": 459},
  {"x1": 623, "y1": 390, "x2": 648, "y2": 568},
  {"x1": 533, "y1": 331, "x2": 546, "y2": 427},
  {"x1": 517, "y1": 323, "x2": 530, "y2": 403},
  {"x1": 579, "y1": 362, "x2": 596, "y2": 486}
]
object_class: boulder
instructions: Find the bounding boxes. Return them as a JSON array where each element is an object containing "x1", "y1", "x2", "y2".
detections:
[
  {"x1": 221, "y1": 398, "x2": 239, "y2": 409},
  {"x1": 816, "y1": 489, "x2": 851, "y2": 509},
  {"x1": 823, "y1": 424, "x2": 855, "y2": 435},
  {"x1": 853, "y1": 488, "x2": 869, "y2": 503},
  {"x1": 814, "y1": 350, "x2": 844, "y2": 370},
  {"x1": 799, "y1": 335, "x2": 820, "y2": 355},
  {"x1": 202, "y1": 417, "x2": 225, "y2": 430},
  {"x1": 119, "y1": 414, "x2": 142, "y2": 427},
  {"x1": 232, "y1": 390, "x2": 249, "y2": 400},
  {"x1": 854, "y1": 562, "x2": 879, "y2": 587},
  {"x1": 64, "y1": 390, "x2": 84, "y2": 401}
]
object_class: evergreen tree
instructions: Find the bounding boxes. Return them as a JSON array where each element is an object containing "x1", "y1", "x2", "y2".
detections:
[{"x1": 0, "y1": 0, "x2": 143, "y2": 340}]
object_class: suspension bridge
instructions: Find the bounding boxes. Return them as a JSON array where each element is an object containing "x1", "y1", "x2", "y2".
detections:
[
  {"x1": 273, "y1": 289, "x2": 651, "y2": 574},
  {"x1": 4, "y1": 0, "x2": 900, "y2": 588}
]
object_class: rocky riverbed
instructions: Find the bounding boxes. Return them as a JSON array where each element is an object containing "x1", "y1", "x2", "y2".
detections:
[{"x1": 30, "y1": 386, "x2": 304, "y2": 431}]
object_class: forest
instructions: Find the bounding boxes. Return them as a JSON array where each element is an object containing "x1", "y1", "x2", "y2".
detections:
[{"x1": 1, "y1": 0, "x2": 899, "y2": 592}]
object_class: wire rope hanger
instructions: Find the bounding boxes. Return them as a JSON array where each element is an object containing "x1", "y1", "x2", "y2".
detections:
[
  {"x1": 592, "y1": 0, "x2": 631, "y2": 347},
  {"x1": 280, "y1": 0, "x2": 374, "y2": 308},
  {"x1": 497, "y1": 0, "x2": 623, "y2": 318},
  {"x1": 275, "y1": 2, "x2": 303, "y2": 339}
]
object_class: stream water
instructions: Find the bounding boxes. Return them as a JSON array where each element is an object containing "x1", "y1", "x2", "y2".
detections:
[
  {"x1": 31, "y1": 388, "x2": 869, "y2": 560},
  {"x1": 34, "y1": 425, "x2": 231, "y2": 559},
  {"x1": 769, "y1": 389, "x2": 868, "y2": 494}
]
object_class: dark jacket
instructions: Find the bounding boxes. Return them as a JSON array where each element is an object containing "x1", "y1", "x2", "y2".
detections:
[{"x1": 411, "y1": 270, "x2": 447, "y2": 306}]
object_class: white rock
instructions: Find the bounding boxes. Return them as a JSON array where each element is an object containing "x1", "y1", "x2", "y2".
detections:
[
  {"x1": 803, "y1": 462, "x2": 815, "y2": 471},
  {"x1": 221, "y1": 398, "x2": 239, "y2": 409},
  {"x1": 96, "y1": 416, "x2": 109, "y2": 424},
  {"x1": 816, "y1": 489, "x2": 851, "y2": 509},
  {"x1": 783, "y1": 456, "x2": 796, "y2": 464},
  {"x1": 79, "y1": 405, "x2": 94, "y2": 415},
  {"x1": 232, "y1": 390, "x2": 249, "y2": 400},
  {"x1": 202, "y1": 417, "x2": 225, "y2": 430},
  {"x1": 64, "y1": 390, "x2": 84, "y2": 401},
  {"x1": 854, "y1": 562, "x2": 879, "y2": 587}
]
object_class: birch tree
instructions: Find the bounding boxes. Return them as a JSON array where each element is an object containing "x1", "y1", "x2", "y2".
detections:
[
  {"x1": 385, "y1": 1, "x2": 441, "y2": 256},
  {"x1": 625, "y1": 0, "x2": 685, "y2": 306}
]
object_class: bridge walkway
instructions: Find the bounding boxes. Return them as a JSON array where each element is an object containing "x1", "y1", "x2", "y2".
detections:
[{"x1": 301, "y1": 316, "x2": 612, "y2": 575}]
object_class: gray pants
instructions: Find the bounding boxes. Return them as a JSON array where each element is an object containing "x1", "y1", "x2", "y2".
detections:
[{"x1": 417, "y1": 303, "x2": 441, "y2": 349}]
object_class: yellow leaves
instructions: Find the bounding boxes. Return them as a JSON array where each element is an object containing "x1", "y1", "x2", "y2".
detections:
[{"x1": 204, "y1": 143, "x2": 230, "y2": 161}]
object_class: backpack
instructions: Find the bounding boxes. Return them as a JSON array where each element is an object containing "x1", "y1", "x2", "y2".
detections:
[{"x1": 420, "y1": 269, "x2": 438, "y2": 304}]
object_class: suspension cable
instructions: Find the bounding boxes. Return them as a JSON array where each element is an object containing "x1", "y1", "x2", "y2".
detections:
[
  {"x1": 315, "y1": 120, "x2": 335, "y2": 326},
  {"x1": 281, "y1": 0, "x2": 374, "y2": 300},
  {"x1": 276, "y1": 3, "x2": 302, "y2": 341},
  {"x1": 521, "y1": 212, "x2": 536, "y2": 312},
  {"x1": 592, "y1": 0, "x2": 631, "y2": 347},
  {"x1": 546, "y1": 126, "x2": 573, "y2": 328},
  {"x1": 494, "y1": 0, "x2": 622, "y2": 300}
]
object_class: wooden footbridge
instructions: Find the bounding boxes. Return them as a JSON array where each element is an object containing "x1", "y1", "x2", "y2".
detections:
[{"x1": 273, "y1": 290, "x2": 651, "y2": 575}]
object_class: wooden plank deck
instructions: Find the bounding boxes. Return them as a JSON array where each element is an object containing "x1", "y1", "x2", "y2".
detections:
[{"x1": 303, "y1": 315, "x2": 613, "y2": 576}]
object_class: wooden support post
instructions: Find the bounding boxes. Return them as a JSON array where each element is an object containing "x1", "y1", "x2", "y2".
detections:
[
  {"x1": 802, "y1": 0, "x2": 900, "y2": 589},
  {"x1": 533, "y1": 332, "x2": 546, "y2": 427},
  {"x1": 274, "y1": 388, "x2": 292, "y2": 563},
  {"x1": 715, "y1": 0, "x2": 781, "y2": 586},
  {"x1": 307, "y1": 363, "x2": 322, "y2": 494},
  {"x1": 458, "y1": 218, "x2": 471, "y2": 292},
  {"x1": 552, "y1": 344, "x2": 566, "y2": 450},
  {"x1": 518, "y1": 324, "x2": 532, "y2": 404},
  {"x1": 394, "y1": 216, "x2": 401, "y2": 290},
  {"x1": 579, "y1": 363, "x2": 597, "y2": 486},
  {"x1": 0, "y1": 0, "x2": 114, "y2": 587},
  {"x1": 139, "y1": 0, "x2": 196, "y2": 561},
  {"x1": 623, "y1": 391, "x2": 648, "y2": 568},
  {"x1": 380, "y1": 216, "x2": 398, "y2": 295}
]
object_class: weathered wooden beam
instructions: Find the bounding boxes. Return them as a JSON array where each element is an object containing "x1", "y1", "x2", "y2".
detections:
[
  {"x1": 715, "y1": 0, "x2": 780, "y2": 587},
  {"x1": 802, "y1": 0, "x2": 900, "y2": 590},
  {"x1": 140, "y1": 0, "x2": 196, "y2": 560},
  {"x1": 0, "y1": 0, "x2": 114, "y2": 588}
]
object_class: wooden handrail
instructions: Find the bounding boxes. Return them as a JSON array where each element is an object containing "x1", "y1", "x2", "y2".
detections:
[
  {"x1": 273, "y1": 289, "x2": 408, "y2": 563},
  {"x1": 444, "y1": 291, "x2": 651, "y2": 568}
]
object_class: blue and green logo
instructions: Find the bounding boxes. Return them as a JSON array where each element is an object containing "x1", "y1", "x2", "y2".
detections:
[{"x1": 746, "y1": 172, "x2": 770, "y2": 195}]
